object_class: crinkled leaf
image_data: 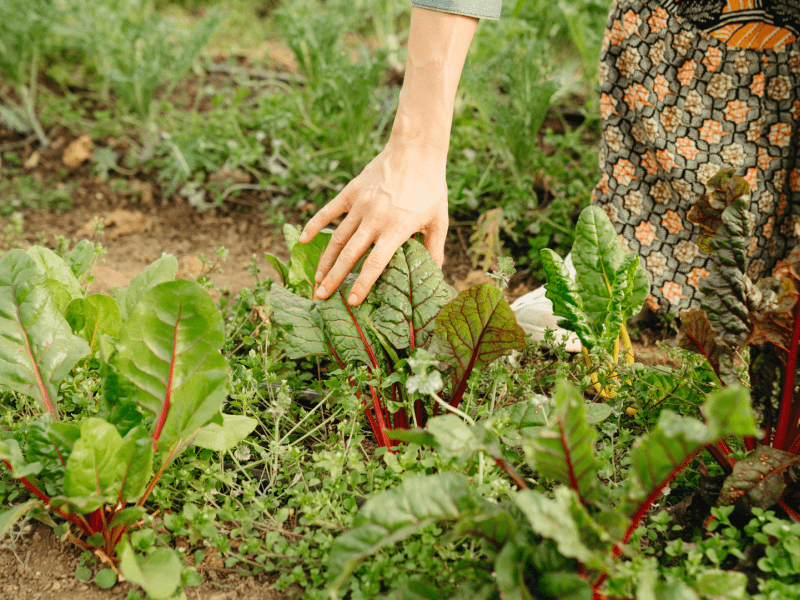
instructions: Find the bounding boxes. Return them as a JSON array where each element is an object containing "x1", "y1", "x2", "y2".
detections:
[
  {"x1": 316, "y1": 276, "x2": 380, "y2": 368},
  {"x1": 698, "y1": 197, "x2": 753, "y2": 348},
  {"x1": 625, "y1": 386, "x2": 756, "y2": 511},
  {"x1": 113, "y1": 280, "x2": 230, "y2": 455},
  {"x1": 327, "y1": 473, "x2": 483, "y2": 593},
  {"x1": 270, "y1": 284, "x2": 328, "y2": 359},
  {"x1": 570, "y1": 206, "x2": 649, "y2": 327},
  {"x1": 26, "y1": 246, "x2": 83, "y2": 314},
  {"x1": 542, "y1": 206, "x2": 648, "y2": 349},
  {"x1": 430, "y1": 283, "x2": 526, "y2": 402},
  {"x1": 65, "y1": 294, "x2": 122, "y2": 353},
  {"x1": 115, "y1": 254, "x2": 178, "y2": 321},
  {"x1": 0, "y1": 499, "x2": 43, "y2": 539},
  {"x1": 524, "y1": 379, "x2": 601, "y2": 503},
  {"x1": 372, "y1": 238, "x2": 455, "y2": 350},
  {"x1": 515, "y1": 487, "x2": 613, "y2": 572},
  {"x1": 192, "y1": 414, "x2": 258, "y2": 452},
  {"x1": 119, "y1": 543, "x2": 182, "y2": 600},
  {"x1": 688, "y1": 169, "x2": 749, "y2": 253},
  {"x1": 0, "y1": 439, "x2": 42, "y2": 479},
  {"x1": 0, "y1": 249, "x2": 90, "y2": 416},
  {"x1": 540, "y1": 249, "x2": 595, "y2": 345},
  {"x1": 63, "y1": 239, "x2": 95, "y2": 281},
  {"x1": 48, "y1": 494, "x2": 105, "y2": 514},
  {"x1": 718, "y1": 446, "x2": 800, "y2": 510}
]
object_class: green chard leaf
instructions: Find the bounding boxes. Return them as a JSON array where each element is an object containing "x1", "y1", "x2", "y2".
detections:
[
  {"x1": 326, "y1": 473, "x2": 485, "y2": 593},
  {"x1": 63, "y1": 419, "x2": 153, "y2": 508},
  {"x1": 26, "y1": 246, "x2": 83, "y2": 314},
  {"x1": 0, "y1": 438, "x2": 43, "y2": 479},
  {"x1": 515, "y1": 487, "x2": 614, "y2": 572},
  {"x1": 542, "y1": 206, "x2": 649, "y2": 350},
  {"x1": 285, "y1": 223, "x2": 332, "y2": 295},
  {"x1": 624, "y1": 386, "x2": 756, "y2": 513},
  {"x1": 270, "y1": 284, "x2": 329, "y2": 359},
  {"x1": 115, "y1": 254, "x2": 178, "y2": 321},
  {"x1": 523, "y1": 379, "x2": 602, "y2": 502},
  {"x1": 65, "y1": 294, "x2": 123, "y2": 353},
  {"x1": 371, "y1": 238, "x2": 455, "y2": 350},
  {"x1": 63, "y1": 239, "x2": 95, "y2": 281},
  {"x1": 113, "y1": 280, "x2": 230, "y2": 455},
  {"x1": 0, "y1": 249, "x2": 90, "y2": 417},
  {"x1": 430, "y1": 283, "x2": 526, "y2": 407}
]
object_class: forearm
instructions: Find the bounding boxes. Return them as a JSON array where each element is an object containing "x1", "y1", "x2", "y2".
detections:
[{"x1": 389, "y1": 6, "x2": 479, "y2": 157}]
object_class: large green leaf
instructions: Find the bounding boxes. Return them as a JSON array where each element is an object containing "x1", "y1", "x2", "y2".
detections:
[
  {"x1": 625, "y1": 386, "x2": 756, "y2": 513},
  {"x1": 371, "y1": 238, "x2": 455, "y2": 350},
  {"x1": 285, "y1": 223, "x2": 332, "y2": 294},
  {"x1": 119, "y1": 543, "x2": 182, "y2": 600},
  {"x1": 65, "y1": 294, "x2": 123, "y2": 353},
  {"x1": 570, "y1": 206, "x2": 649, "y2": 323},
  {"x1": 0, "y1": 249, "x2": 90, "y2": 417},
  {"x1": 326, "y1": 473, "x2": 484, "y2": 593},
  {"x1": 523, "y1": 379, "x2": 601, "y2": 502},
  {"x1": 192, "y1": 414, "x2": 258, "y2": 452},
  {"x1": 430, "y1": 283, "x2": 526, "y2": 405},
  {"x1": 63, "y1": 418, "x2": 129, "y2": 506},
  {"x1": 541, "y1": 206, "x2": 648, "y2": 349},
  {"x1": 26, "y1": 246, "x2": 83, "y2": 314},
  {"x1": 515, "y1": 487, "x2": 614, "y2": 572},
  {"x1": 62, "y1": 419, "x2": 152, "y2": 510},
  {"x1": 115, "y1": 254, "x2": 178, "y2": 321},
  {"x1": 270, "y1": 284, "x2": 329, "y2": 359},
  {"x1": 113, "y1": 280, "x2": 230, "y2": 454}
]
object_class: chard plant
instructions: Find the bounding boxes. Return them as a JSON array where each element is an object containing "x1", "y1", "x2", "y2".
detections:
[
  {"x1": 540, "y1": 205, "x2": 650, "y2": 398},
  {"x1": 676, "y1": 169, "x2": 800, "y2": 521},
  {"x1": 0, "y1": 246, "x2": 255, "y2": 598},
  {"x1": 270, "y1": 226, "x2": 527, "y2": 450},
  {"x1": 326, "y1": 379, "x2": 758, "y2": 599}
]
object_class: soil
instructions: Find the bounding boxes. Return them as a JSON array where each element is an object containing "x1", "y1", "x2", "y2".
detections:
[{"x1": 0, "y1": 521, "x2": 289, "y2": 600}]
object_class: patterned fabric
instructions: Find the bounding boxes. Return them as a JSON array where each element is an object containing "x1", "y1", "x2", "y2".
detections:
[{"x1": 592, "y1": 0, "x2": 800, "y2": 314}]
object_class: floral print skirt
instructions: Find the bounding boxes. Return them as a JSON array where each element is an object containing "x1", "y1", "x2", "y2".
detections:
[{"x1": 592, "y1": 0, "x2": 800, "y2": 314}]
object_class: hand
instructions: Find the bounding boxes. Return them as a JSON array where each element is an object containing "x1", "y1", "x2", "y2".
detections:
[{"x1": 299, "y1": 139, "x2": 449, "y2": 306}]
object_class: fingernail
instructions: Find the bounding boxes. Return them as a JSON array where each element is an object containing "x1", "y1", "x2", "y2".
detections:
[
  {"x1": 348, "y1": 293, "x2": 358, "y2": 305},
  {"x1": 317, "y1": 285, "x2": 326, "y2": 298}
]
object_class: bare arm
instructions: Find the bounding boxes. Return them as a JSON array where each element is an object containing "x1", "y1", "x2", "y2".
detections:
[{"x1": 299, "y1": 6, "x2": 479, "y2": 305}]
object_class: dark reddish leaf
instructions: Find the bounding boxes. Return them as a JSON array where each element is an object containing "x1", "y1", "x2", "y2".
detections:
[{"x1": 718, "y1": 446, "x2": 800, "y2": 510}]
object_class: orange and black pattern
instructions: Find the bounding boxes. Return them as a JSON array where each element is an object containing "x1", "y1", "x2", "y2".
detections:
[{"x1": 592, "y1": 0, "x2": 800, "y2": 314}]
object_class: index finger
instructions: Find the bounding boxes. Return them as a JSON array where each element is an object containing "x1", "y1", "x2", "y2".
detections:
[
  {"x1": 345, "y1": 238, "x2": 402, "y2": 306},
  {"x1": 299, "y1": 194, "x2": 347, "y2": 244}
]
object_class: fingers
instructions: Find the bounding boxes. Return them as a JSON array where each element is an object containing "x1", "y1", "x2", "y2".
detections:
[
  {"x1": 346, "y1": 238, "x2": 399, "y2": 306},
  {"x1": 315, "y1": 213, "x2": 361, "y2": 287},
  {"x1": 299, "y1": 187, "x2": 351, "y2": 244},
  {"x1": 423, "y1": 211, "x2": 448, "y2": 269},
  {"x1": 316, "y1": 229, "x2": 375, "y2": 301}
]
